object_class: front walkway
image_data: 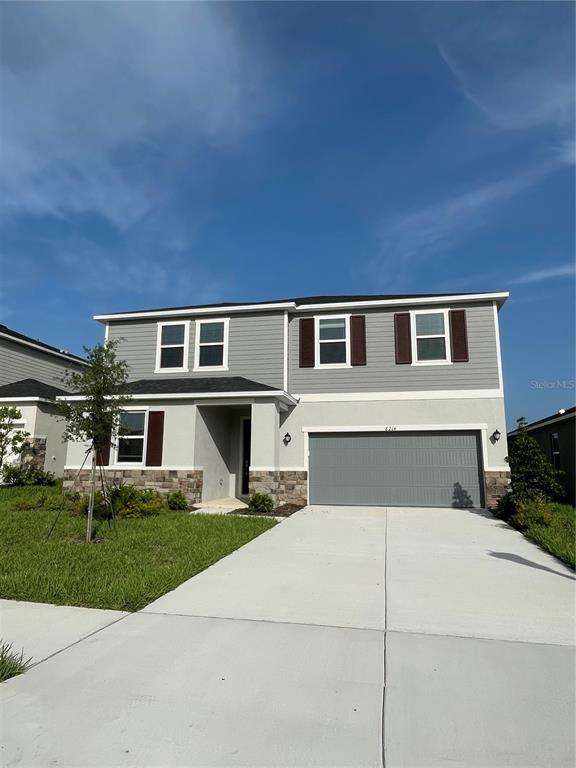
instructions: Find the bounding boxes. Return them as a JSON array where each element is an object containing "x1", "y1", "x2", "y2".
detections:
[{"x1": 1, "y1": 506, "x2": 574, "y2": 767}]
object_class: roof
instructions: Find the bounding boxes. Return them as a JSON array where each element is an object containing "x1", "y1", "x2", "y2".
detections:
[
  {"x1": 119, "y1": 377, "x2": 276, "y2": 395},
  {"x1": 0, "y1": 324, "x2": 86, "y2": 364},
  {"x1": 508, "y1": 406, "x2": 576, "y2": 436},
  {"x1": 0, "y1": 378, "x2": 70, "y2": 401},
  {"x1": 94, "y1": 291, "x2": 509, "y2": 322}
]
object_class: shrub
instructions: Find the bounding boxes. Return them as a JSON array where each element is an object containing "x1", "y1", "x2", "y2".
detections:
[
  {"x1": 506, "y1": 417, "x2": 564, "y2": 506},
  {"x1": 167, "y1": 490, "x2": 188, "y2": 511},
  {"x1": 1, "y1": 465, "x2": 56, "y2": 487},
  {"x1": 512, "y1": 495, "x2": 554, "y2": 530},
  {"x1": 108, "y1": 484, "x2": 168, "y2": 518},
  {"x1": 248, "y1": 493, "x2": 274, "y2": 515}
]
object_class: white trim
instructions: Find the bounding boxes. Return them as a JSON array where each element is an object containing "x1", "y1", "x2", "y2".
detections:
[
  {"x1": 193, "y1": 318, "x2": 229, "y2": 372},
  {"x1": 93, "y1": 293, "x2": 509, "y2": 322},
  {"x1": 154, "y1": 320, "x2": 190, "y2": 374},
  {"x1": 302, "y1": 423, "x2": 488, "y2": 433},
  {"x1": 57, "y1": 390, "x2": 298, "y2": 406},
  {"x1": 104, "y1": 323, "x2": 109, "y2": 343},
  {"x1": 65, "y1": 465, "x2": 204, "y2": 471},
  {"x1": 493, "y1": 301, "x2": 504, "y2": 393},
  {"x1": 283, "y1": 311, "x2": 289, "y2": 391},
  {"x1": 95, "y1": 302, "x2": 297, "y2": 322},
  {"x1": 410, "y1": 308, "x2": 452, "y2": 366},
  {"x1": 293, "y1": 389, "x2": 503, "y2": 402},
  {"x1": 0, "y1": 397, "x2": 54, "y2": 404},
  {"x1": 249, "y1": 466, "x2": 307, "y2": 472},
  {"x1": 112, "y1": 408, "x2": 149, "y2": 466},
  {"x1": 314, "y1": 314, "x2": 351, "y2": 369},
  {"x1": 485, "y1": 466, "x2": 510, "y2": 472},
  {"x1": 0, "y1": 331, "x2": 87, "y2": 366}
]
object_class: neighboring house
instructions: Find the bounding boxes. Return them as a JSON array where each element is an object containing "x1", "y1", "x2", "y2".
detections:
[
  {"x1": 62, "y1": 292, "x2": 510, "y2": 508},
  {"x1": 508, "y1": 407, "x2": 576, "y2": 506},
  {"x1": 0, "y1": 324, "x2": 86, "y2": 476}
]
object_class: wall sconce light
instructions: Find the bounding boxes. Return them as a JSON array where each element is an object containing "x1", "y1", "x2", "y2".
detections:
[
  {"x1": 283, "y1": 432, "x2": 292, "y2": 446},
  {"x1": 491, "y1": 429, "x2": 501, "y2": 442}
]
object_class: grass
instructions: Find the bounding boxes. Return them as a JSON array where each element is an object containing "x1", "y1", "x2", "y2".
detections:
[
  {"x1": 0, "y1": 486, "x2": 277, "y2": 611},
  {"x1": 510, "y1": 500, "x2": 575, "y2": 570},
  {"x1": 0, "y1": 640, "x2": 31, "y2": 682}
]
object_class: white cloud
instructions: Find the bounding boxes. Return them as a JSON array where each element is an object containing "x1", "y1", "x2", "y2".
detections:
[
  {"x1": 0, "y1": 3, "x2": 269, "y2": 227},
  {"x1": 511, "y1": 264, "x2": 576, "y2": 285}
]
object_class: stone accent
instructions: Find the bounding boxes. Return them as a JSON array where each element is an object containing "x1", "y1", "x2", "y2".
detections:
[
  {"x1": 63, "y1": 469, "x2": 203, "y2": 505},
  {"x1": 21, "y1": 437, "x2": 47, "y2": 472},
  {"x1": 484, "y1": 470, "x2": 511, "y2": 509},
  {"x1": 249, "y1": 470, "x2": 308, "y2": 506}
]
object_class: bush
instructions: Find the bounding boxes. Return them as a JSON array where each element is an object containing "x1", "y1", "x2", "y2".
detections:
[
  {"x1": 0, "y1": 640, "x2": 31, "y2": 683},
  {"x1": 248, "y1": 493, "x2": 274, "y2": 515},
  {"x1": 108, "y1": 484, "x2": 168, "y2": 518},
  {"x1": 1, "y1": 465, "x2": 56, "y2": 487},
  {"x1": 167, "y1": 490, "x2": 188, "y2": 511},
  {"x1": 506, "y1": 417, "x2": 564, "y2": 506}
]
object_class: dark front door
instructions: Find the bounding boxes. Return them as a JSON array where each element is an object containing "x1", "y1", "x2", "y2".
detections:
[{"x1": 241, "y1": 419, "x2": 251, "y2": 495}]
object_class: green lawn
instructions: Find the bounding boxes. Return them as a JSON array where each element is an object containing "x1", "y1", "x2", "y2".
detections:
[{"x1": 0, "y1": 486, "x2": 277, "y2": 611}]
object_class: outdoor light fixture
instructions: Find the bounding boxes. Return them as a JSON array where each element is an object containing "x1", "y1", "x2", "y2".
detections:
[
  {"x1": 491, "y1": 429, "x2": 501, "y2": 442},
  {"x1": 283, "y1": 432, "x2": 292, "y2": 445}
]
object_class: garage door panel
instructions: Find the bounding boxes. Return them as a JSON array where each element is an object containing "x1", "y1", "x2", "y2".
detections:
[{"x1": 309, "y1": 431, "x2": 484, "y2": 508}]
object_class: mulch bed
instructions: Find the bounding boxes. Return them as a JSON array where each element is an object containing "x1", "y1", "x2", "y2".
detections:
[{"x1": 227, "y1": 503, "x2": 305, "y2": 518}]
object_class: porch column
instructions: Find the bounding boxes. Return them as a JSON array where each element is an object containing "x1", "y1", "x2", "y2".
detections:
[{"x1": 250, "y1": 401, "x2": 279, "y2": 469}]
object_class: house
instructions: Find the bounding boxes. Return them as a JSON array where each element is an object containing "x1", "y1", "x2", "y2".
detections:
[
  {"x1": 0, "y1": 324, "x2": 86, "y2": 476},
  {"x1": 508, "y1": 407, "x2": 576, "y2": 506},
  {"x1": 62, "y1": 292, "x2": 510, "y2": 508}
]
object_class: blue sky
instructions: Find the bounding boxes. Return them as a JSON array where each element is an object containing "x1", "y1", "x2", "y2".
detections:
[{"x1": 0, "y1": 1, "x2": 574, "y2": 428}]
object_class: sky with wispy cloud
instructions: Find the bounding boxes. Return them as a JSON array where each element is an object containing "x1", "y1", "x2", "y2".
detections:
[{"x1": 0, "y1": 2, "x2": 574, "y2": 424}]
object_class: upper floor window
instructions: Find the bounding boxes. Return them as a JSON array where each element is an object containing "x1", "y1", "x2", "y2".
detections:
[
  {"x1": 155, "y1": 321, "x2": 189, "y2": 372},
  {"x1": 194, "y1": 318, "x2": 229, "y2": 370},
  {"x1": 411, "y1": 310, "x2": 452, "y2": 365},
  {"x1": 550, "y1": 432, "x2": 561, "y2": 469},
  {"x1": 316, "y1": 316, "x2": 350, "y2": 367},
  {"x1": 115, "y1": 410, "x2": 147, "y2": 464}
]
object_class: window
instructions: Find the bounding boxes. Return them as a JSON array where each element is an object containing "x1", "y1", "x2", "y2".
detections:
[
  {"x1": 412, "y1": 310, "x2": 451, "y2": 364},
  {"x1": 550, "y1": 432, "x2": 561, "y2": 469},
  {"x1": 155, "y1": 321, "x2": 189, "y2": 372},
  {"x1": 316, "y1": 316, "x2": 350, "y2": 366},
  {"x1": 116, "y1": 411, "x2": 147, "y2": 464},
  {"x1": 194, "y1": 319, "x2": 229, "y2": 370}
]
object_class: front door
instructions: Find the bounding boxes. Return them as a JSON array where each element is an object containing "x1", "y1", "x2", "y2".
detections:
[{"x1": 241, "y1": 419, "x2": 251, "y2": 495}]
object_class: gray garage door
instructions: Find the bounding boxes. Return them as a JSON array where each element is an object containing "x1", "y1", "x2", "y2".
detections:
[{"x1": 308, "y1": 431, "x2": 484, "y2": 507}]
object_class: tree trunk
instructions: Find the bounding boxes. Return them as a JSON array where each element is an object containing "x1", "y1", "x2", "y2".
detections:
[{"x1": 86, "y1": 449, "x2": 96, "y2": 543}]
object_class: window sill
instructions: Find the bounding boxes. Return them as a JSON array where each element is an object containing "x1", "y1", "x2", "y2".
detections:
[
  {"x1": 313, "y1": 363, "x2": 352, "y2": 369},
  {"x1": 154, "y1": 368, "x2": 189, "y2": 374},
  {"x1": 411, "y1": 360, "x2": 453, "y2": 366},
  {"x1": 192, "y1": 366, "x2": 229, "y2": 372}
]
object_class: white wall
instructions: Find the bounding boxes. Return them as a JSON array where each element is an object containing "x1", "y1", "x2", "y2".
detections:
[
  {"x1": 34, "y1": 404, "x2": 68, "y2": 475},
  {"x1": 195, "y1": 406, "x2": 232, "y2": 501}
]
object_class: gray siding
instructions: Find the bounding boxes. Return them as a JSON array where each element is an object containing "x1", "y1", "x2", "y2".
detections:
[
  {"x1": 289, "y1": 302, "x2": 500, "y2": 393},
  {"x1": 107, "y1": 312, "x2": 285, "y2": 389},
  {"x1": 0, "y1": 338, "x2": 82, "y2": 388}
]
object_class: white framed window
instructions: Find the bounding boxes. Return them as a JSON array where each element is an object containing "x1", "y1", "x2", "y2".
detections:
[
  {"x1": 194, "y1": 318, "x2": 229, "y2": 371},
  {"x1": 155, "y1": 321, "x2": 190, "y2": 373},
  {"x1": 410, "y1": 309, "x2": 452, "y2": 365},
  {"x1": 315, "y1": 315, "x2": 351, "y2": 368},
  {"x1": 114, "y1": 409, "x2": 148, "y2": 465}
]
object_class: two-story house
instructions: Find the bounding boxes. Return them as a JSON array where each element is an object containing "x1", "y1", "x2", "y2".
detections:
[
  {"x1": 62, "y1": 292, "x2": 510, "y2": 508},
  {"x1": 0, "y1": 324, "x2": 86, "y2": 475}
]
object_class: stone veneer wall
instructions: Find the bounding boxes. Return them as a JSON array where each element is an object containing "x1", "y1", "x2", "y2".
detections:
[
  {"x1": 21, "y1": 437, "x2": 47, "y2": 472},
  {"x1": 63, "y1": 469, "x2": 203, "y2": 505},
  {"x1": 249, "y1": 470, "x2": 308, "y2": 505},
  {"x1": 484, "y1": 470, "x2": 511, "y2": 509}
]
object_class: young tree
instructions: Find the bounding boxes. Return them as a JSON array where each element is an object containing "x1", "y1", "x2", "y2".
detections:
[
  {"x1": 58, "y1": 340, "x2": 130, "y2": 542},
  {"x1": 507, "y1": 416, "x2": 565, "y2": 503},
  {"x1": 0, "y1": 406, "x2": 29, "y2": 471}
]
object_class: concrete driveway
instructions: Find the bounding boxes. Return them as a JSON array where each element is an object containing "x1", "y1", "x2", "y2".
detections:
[{"x1": 1, "y1": 505, "x2": 574, "y2": 767}]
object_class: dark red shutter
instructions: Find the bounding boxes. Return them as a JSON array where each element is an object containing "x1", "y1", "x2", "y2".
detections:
[
  {"x1": 394, "y1": 313, "x2": 412, "y2": 364},
  {"x1": 449, "y1": 310, "x2": 469, "y2": 362},
  {"x1": 350, "y1": 315, "x2": 367, "y2": 366},
  {"x1": 299, "y1": 318, "x2": 315, "y2": 368},
  {"x1": 96, "y1": 440, "x2": 110, "y2": 467},
  {"x1": 146, "y1": 411, "x2": 165, "y2": 467}
]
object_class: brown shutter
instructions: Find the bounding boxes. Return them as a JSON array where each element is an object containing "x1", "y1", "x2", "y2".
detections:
[
  {"x1": 449, "y1": 310, "x2": 469, "y2": 362},
  {"x1": 145, "y1": 411, "x2": 165, "y2": 467},
  {"x1": 299, "y1": 318, "x2": 315, "y2": 368},
  {"x1": 350, "y1": 315, "x2": 367, "y2": 366},
  {"x1": 96, "y1": 440, "x2": 110, "y2": 467},
  {"x1": 394, "y1": 313, "x2": 412, "y2": 364}
]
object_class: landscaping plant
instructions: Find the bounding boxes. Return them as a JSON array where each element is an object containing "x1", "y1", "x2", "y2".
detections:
[
  {"x1": 167, "y1": 490, "x2": 188, "y2": 511},
  {"x1": 0, "y1": 640, "x2": 31, "y2": 683},
  {"x1": 0, "y1": 406, "x2": 29, "y2": 471},
  {"x1": 1, "y1": 465, "x2": 56, "y2": 487},
  {"x1": 248, "y1": 493, "x2": 274, "y2": 515},
  {"x1": 57, "y1": 340, "x2": 130, "y2": 542}
]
